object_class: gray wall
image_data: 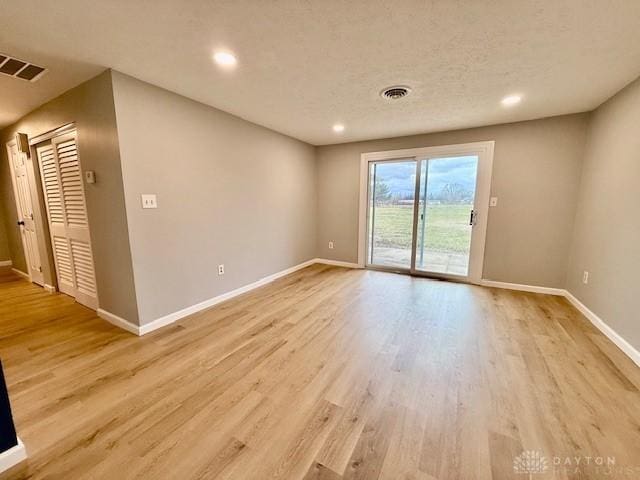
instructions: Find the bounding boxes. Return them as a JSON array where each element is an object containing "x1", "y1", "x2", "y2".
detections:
[
  {"x1": 316, "y1": 114, "x2": 589, "y2": 288},
  {"x1": 567, "y1": 77, "x2": 640, "y2": 350},
  {"x1": 0, "y1": 206, "x2": 10, "y2": 263},
  {"x1": 111, "y1": 72, "x2": 317, "y2": 324},
  {"x1": 0, "y1": 71, "x2": 139, "y2": 323}
]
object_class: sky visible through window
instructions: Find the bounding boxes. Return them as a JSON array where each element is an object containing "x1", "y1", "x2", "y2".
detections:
[{"x1": 376, "y1": 155, "x2": 478, "y2": 199}]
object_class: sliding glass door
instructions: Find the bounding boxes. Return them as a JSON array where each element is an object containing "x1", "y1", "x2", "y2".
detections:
[
  {"x1": 364, "y1": 143, "x2": 492, "y2": 282},
  {"x1": 414, "y1": 155, "x2": 478, "y2": 276},
  {"x1": 367, "y1": 159, "x2": 417, "y2": 269}
]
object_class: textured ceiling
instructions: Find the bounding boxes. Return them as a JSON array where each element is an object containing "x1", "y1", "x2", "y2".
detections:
[{"x1": 1, "y1": 0, "x2": 640, "y2": 145}]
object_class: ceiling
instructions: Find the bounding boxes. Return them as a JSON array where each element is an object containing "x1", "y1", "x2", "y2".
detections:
[{"x1": 1, "y1": 0, "x2": 640, "y2": 145}]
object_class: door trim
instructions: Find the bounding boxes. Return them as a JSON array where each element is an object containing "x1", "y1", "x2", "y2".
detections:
[
  {"x1": 28, "y1": 122, "x2": 75, "y2": 146},
  {"x1": 358, "y1": 141, "x2": 495, "y2": 283}
]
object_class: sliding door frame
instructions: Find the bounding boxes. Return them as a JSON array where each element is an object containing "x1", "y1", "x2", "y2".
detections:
[{"x1": 358, "y1": 141, "x2": 495, "y2": 284}]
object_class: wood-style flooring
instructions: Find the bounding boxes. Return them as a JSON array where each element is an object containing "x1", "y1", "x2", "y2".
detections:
[{"x1": 1, "y1": 264, "x2": 639, "y2": 479}]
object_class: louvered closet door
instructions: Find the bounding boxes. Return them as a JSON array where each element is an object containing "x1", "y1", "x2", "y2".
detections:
[{"x1": 36, "y1": 132, "x2": 98, "y2": 310}]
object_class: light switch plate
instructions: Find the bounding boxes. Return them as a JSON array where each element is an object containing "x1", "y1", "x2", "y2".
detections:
[
  {"x1": 490, "y1": 197, "x2": 498, "y2": 207},
  {"x1": 85, "y1": 171, "x2": 96, "y2": 184},
  {"x1": 141, "y1": 194, "x2": 157, "y2": 209}
]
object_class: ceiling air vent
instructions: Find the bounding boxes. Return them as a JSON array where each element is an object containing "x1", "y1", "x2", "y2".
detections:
[
  {"x1": 0, "y1": 54, "x2": 46, "y2": 82},
  {"x1": 380, "y1": 85, "x2": 411, "y2": 100}
]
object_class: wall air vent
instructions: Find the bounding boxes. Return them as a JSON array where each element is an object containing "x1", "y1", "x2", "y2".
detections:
[
  {"x1": 0, "y1": 54, "x2": 46, "y2": 82},
  {"x1": 380, "y1": 85, "x2": 411, "y2": 100}
]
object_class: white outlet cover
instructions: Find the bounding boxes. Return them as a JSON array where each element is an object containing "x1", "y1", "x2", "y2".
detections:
[
  {"x1": 141, "y1": 194, "x2": 157, "y2": 209},
  {"x1": 489, "y1": 197, "x2": 498, "y2": 207},
  {"x1": 328, "y1": 241, "x2": 334, "y2": 249},
  {"x1": 218, "y1": 264, "x2": 225, "y2": 275}
]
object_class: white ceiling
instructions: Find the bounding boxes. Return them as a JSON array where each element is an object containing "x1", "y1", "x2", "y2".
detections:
[{"x1": 1, "y1": 0, "x2": 640, "y2": 145}]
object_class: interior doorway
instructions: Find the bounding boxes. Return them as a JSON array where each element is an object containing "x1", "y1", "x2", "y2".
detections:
[{"x1": 359, "y1": 141, "x2": 494, "y2": 283}]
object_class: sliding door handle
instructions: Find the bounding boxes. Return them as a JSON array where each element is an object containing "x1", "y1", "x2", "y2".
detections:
[{"x1": 469, "y1": 210, "x2": 476, "y2": 226}]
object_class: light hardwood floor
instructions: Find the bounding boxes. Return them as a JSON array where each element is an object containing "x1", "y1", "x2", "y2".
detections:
[{"x1": 1, "y1": 264, "x2": 639, "y2": 479}]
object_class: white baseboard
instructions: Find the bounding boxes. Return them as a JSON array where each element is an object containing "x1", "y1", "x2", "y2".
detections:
[
  {"x1": 10, "y1": 268, "x2": 29, "y2": 280},
  {"x1": 0, "y1": 438, "x2": 27, "y2": 474},
  {"x1": 96, "y1": 263, "x2": 555, "y2": 336},
  {"x1": 481, "y1": 279, "x2": 640, "y2": 367},
  {"x1": 314, "y1": 258, "x2": 361, "y2": 269},
  {"x1": 0, "y1": 260, "x2": 12, "y2": 267},
  {"x1": 93, "y1": 261, "x2": 640, "y2": 370},
  {"x1": 97, "y1": 308, "x2": 141, "y2": 335},
  {"x1": 564, "y1": 291, "x2": 640, "y2": 368},
  {"x1": 43, "y1": 284, "x2": 56, "y2": 293},
  {"x1": 138, "y1": 258, "x2": 318, "y2": 335},
  {"x1": 98, "y1": 258, "x2": 319, "y2": 336},
  {"x1": 480, "y1": 279, "x2": 566, "y2": 296}
]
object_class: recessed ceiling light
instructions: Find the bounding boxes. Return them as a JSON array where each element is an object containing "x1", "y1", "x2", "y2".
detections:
[
  {"x1": 213, "y1": 51, "x2": 237, "y2": 68},
  {"x1": 333, "y1": 124, "x2": 345, "y2": 133},
  {"x1": 501, "y1": 95, "x2": 522, "y2": 106}
]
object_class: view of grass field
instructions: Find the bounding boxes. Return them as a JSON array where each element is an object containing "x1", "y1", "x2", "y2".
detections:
[{"x1": 372, "y1": 204, "x2": 473, "y2": 253}]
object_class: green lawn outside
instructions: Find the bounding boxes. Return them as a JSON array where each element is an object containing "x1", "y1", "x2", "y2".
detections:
[{"x1": 372, "y1": 204, "x2": 472, "y2": 253}]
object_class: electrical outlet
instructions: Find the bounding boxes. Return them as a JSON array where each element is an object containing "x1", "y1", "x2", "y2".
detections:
[
  {"x1": 141, "y1": 194, "x2": 157, "y2": 209},
  {"x1": 328, "y1": 241, "x2": 334, "y2": 249},
  {"x1": 489, "y1": 197, "x2": 498, "y2": 207},
  {"x1": 218, "y1": 264, "x2": 225, "y2": 275},
  {"x1": 582, "y1": 271, "x2": 589, "y2": 284}
]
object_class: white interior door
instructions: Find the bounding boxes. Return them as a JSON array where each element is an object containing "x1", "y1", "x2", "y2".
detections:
[
  {"x1": 36, "y1": 131, "x2": 99, "y2": 309},
  {"x1": 6, "y1": 140, "x2": 44, "y2": 285}
]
